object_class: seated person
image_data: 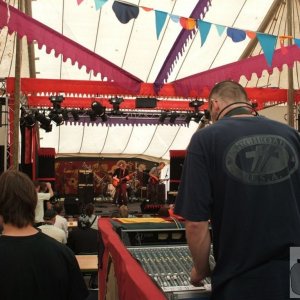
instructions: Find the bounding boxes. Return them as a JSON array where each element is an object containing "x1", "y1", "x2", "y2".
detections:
[
  {"x1": 38, "y1": 210, "x2": 67, "y2": 244},
  {"x1": 67, "y1": 214, "x2": 98, "y2": 254},
  {"x1": 53, "y1": 203, "x2": 68, "y2": 238},
  {"x1": 84, "y1": 203, "x2": 99, "y2": 230}
]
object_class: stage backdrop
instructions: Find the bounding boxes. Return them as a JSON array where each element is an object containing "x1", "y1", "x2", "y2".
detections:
[{"x1": 54, "y1": 157, "x2": 155, "y2": 197}]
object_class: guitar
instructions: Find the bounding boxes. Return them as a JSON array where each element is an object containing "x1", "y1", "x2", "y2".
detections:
[
  {"x1": 112, "y1": 171, "x2": 136, "y2": 187},
  {"x1": 149, "y1": 173, "x2": 169, "y2": 184}
]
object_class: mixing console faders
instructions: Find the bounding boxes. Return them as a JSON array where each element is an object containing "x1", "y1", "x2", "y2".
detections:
[{"x1": 128, "y1": 245, "x2": 214, "y2": 299}]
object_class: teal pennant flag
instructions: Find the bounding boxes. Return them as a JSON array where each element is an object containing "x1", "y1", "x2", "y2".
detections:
[
  {"x1": 155, "y1": 10, "x2": 168, "y2": 39},
  {"x1": 215, "y1": 24, "x2": 226, "y2": 36},
  {"x1": 94, "y1": 0, "x2": 108, "y2": 10},
  {"x1": 256, "y1": 33, "x2": 277, "y2": 67},
  {"x1": 197, "y1": 19, "x2": 212, "y2": 46},
  {"x1": 295, "y1": 38, "x2": 300, "y2": 48}
]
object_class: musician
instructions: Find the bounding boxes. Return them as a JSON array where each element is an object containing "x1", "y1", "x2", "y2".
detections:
[
  {"x1": 147, "y1": 162, "x2": 166, "y2": 203},
  {"x1": 112, "y1": 161, "x2": 129, "y2": 206}
]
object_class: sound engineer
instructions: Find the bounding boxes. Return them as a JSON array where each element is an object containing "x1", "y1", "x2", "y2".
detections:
[{"x1": 175, "y1": 80, "x2": 300, "y2": 300}]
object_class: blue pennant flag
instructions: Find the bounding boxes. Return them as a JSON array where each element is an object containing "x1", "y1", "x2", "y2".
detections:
[
  {"x1": 257, "y1": 33, "x2": 278, "y2": 67},
  {"x1": 295, "y1": 38, "x2": 300, "y2": 48},
  {"x1": 94, "y1": 0, "x2": 108, "y2": 10},
  {"x1": 155, "y1": 10, "x2": 168, "y2": 39},
  {"x1": 227, "y1": 27, "x2": 246, "y2": 42},
  {"x1": 197, "y1": 19, "x2": 212, "y2": 46}
]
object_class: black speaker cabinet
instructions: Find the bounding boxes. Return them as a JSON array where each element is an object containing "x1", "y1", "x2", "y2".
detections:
[
  {"x1": 135, "y1": 97, "x2": 157, "y2": 108},
  {"x1": 64, "y1": 196, "x2": 81, "y2": 216},
  {"x1": 78, "y1": 185, "x2": 94, "y2": 204},
  {"x1": 169, "y1": 150, "x2": 186, "y2": 191},
  {"x1": 78, "y1": 169, "x2": 93, "y2": 184},
  {"x1": 37, "y1": 155, "x2": 55, "y2": 178}
]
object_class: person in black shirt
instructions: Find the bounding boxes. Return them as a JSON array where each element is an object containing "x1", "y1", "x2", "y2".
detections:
[
  {"x1": 112, "y1": 161, "x2": 130, "y2": 206},
  {"x1": 175, "y1": 80, "x2": 300, "y2": 300},
  {"x1": 0, "y1": 170, "x2": 88, "y2": 300}
]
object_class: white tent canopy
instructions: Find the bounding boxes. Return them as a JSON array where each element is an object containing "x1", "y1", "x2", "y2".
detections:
[{"x1": 1, "y1": 0, "x2": 299, "y2": 161}]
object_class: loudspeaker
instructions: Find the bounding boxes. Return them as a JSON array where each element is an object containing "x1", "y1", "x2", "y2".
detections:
[
  {"x1": 37, "y1": 155, "x2": 55, "y2": 178},
  {"x1": 78, "y1": 185, "x2": 94, "y2": 204},
  {"x1": 64, "y1": 196, "x2": 81, "y2": 216},
  {"x1": 135, "y1": 98, "x2": 157, "y2": 108},
  {"x1": 78, "y1": 169, "x2": 93, "y2": 184}
]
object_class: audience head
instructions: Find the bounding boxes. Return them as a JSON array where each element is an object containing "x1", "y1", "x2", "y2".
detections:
[
  {"x1": 119, "y1": 205, "x2": 129, "y2": 218},
  {"x1": 0, "y1": 170, "x2": 37, "y2": 228},
  {"x1": 53, "y1": 203, "x2": 64, "y2": 215},
  {"x1": 78, "y1": 214, "x2": 91, "y2": 229},
  {"x1": 43, "y1": 209, "x2": 57, "y2": 224},
  {"x1": 85, "y1": 203, "x2": 95, "y2": 217}
]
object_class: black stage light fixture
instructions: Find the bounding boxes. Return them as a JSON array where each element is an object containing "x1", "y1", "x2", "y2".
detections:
[
  {"x1": 62, "y1": 109, "x2": 69, "y2": 121},
  {"x1": 49, "y1": 95, "x2": 64, "y2": 111},
  {"x1": 185, "y1": 113, "x2": 192, "y2": 124},
  {"x1": 87, "y1": 110, "x2": 97, "y2": 121},
  {"x1": 48, "y1": 111, "x2": 64, "y2": 126},
  {"x1": 135, "y1": 97, "x2": 157, "y2": 108},
  {"x1": 169, "y1": 112, "x2": 179, "y2": 124},
  {"x1": 109, "y1": 97, "x2": 123, "y2": 114},
  {"x1": 193, "y1": 112, "x2": 204, "y2": 123},
  {"x1": 159, "y1": 111, "x2": 168, "y2": 123},
  {"x1": 71, "y1": 109, "x2": 80, "y2": 121},
  {"x1": 189, "y1": 99, "x2": 204, "y2": 112},
  {"x1": 100, "y1": 113, "x2": 108, "y2": 122},
  {"x1": 35, "y1": 111, "x2": 52, "y2": 132},
  {"x1": 20, "y1": 107, "x2": 36, "y2": 128},
  {"x1": 91, "y1": 101, "x2": 107, "y2": 121}
]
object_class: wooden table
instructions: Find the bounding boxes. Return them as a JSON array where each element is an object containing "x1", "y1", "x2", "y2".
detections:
[
  {"x1": 67, "y1": 220, "x2": 78, "y2": 228},
  {"x1": 76, "y1": 255, "x2": 98, "y2": 272}
]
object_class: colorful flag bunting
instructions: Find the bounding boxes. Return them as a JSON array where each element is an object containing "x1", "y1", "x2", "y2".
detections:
[
  {"x1": 227, "y1": 27, "x2": 246, "y2": 42},
  {"x1": 155, "y1": 10, "x2": 168, "y2": 39},
  {"x1": 94, "y1": 0, "x2": 108, "y2": 10},
  {"x1": 197, "y1": 19, "x2": 212, "y2": 46},
  {"x1": 215, "y1": 24, "x2": 225, "y2": 36},
  {"x1": 256, "y1": 33, "x2": 277, "y2": 67}
]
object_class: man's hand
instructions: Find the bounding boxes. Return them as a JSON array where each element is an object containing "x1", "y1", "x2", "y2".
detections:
[{"x1": 190, "y1": 266, "x2": 205, "y2": 287}]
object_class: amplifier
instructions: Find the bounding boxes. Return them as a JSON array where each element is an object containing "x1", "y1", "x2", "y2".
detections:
[{"x1": 127, "y1": 245, "x2": 213, "y2": 299}]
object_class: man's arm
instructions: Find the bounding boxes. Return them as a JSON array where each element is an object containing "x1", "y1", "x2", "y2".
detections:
[
  {"x1": 185, "y1": 220, "x2": 211, "y2": 285},
  {"x1": 45, "y1": 182, "x2": 54, "y2": 198}
]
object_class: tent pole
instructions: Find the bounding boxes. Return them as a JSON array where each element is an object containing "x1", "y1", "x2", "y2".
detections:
[
  {"x1": 239, "y1": 0, "x2": 282, "y2": 60},
  {"x1": 286, "y1": 0, "x2": 294, "y2": 127},
  {"x1": 12, "y1": 0, "x2": 24, "y2": 170},
  {"x1": 25, "y1": 0, "x2": 36, "y2": 78}
]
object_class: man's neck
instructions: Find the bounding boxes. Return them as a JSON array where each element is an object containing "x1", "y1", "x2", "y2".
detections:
[{"x1": 2, "y1": 223, "x2": 38, "y2": 236}]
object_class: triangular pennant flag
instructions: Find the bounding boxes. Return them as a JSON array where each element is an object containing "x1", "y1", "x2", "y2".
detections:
[
  {"x1": 141, "y1": 6, "x2": 153, "y2": 12},
  {"x1": 94, "y1": 0, "x2": 108, "y2": 10},
  {"x1": 169, "y1": 14, "x2": 180, "y2": 23},
  {"x1": 155, "y1": 10, "x2": 168, "y2": 39},
  {"x1": 295, "y1": 38, "x2": 300, "y2": 48},
  {"x1": 180, "y1": 17, "x2": 196, "y2": 30},
  {"x1": 215, "y1": 24, "x2": 225, "y2": 36},
  {"x1": 227, "y1": 27, "x2": 246, "y2": 42},
  {"x1": 197, "y1": 19, "x2": 212, "y2": 46},
  {"x1": 77, "y1": 0, "x2": 84, "y2": 5},
  {"x1": 256, "y1": 33, "x2": 277, "y2": 67}
]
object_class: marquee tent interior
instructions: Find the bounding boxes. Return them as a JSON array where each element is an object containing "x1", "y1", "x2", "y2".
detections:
[{"x1": 1, "y1": 0, "x2": 300, "y2": 163}]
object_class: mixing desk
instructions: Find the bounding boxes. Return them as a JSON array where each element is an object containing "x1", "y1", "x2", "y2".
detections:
[{"x1": 128, "y1": 245, "x2": 214, "y2": 299}]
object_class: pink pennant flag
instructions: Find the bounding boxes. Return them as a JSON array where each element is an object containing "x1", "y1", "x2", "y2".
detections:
[{"x1": 77, "y1": 0, "x2": 84, "y2": 5}]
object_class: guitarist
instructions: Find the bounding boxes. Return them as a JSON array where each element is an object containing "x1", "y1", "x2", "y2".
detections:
[
  {"x1": 112, "y1": 161, "x2": 129, "y2": 206},
  {"x1": 148, "y1": 162, "x2": 166, "y2": 203}
]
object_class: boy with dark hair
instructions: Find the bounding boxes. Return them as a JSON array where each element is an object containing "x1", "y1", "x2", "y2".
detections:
[{"x1": 0, "y1": 170, "x2": 88, "y2": 300}]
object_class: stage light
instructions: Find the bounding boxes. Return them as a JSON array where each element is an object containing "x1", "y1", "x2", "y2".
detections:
[
  {"x1": 100, "y1": 114, "x2": 108, "y2": 122},
  {"x1": 87, "y1": 110, "x2": 97, "y2": 121},
  {"x1": 185, "y1": 113, "x2": 192, "y2": 124},
  {"x1": 71, "y1": 109, "x2": 80, "y2": 121},
  {"x1": 62, "y1": 109, "x2": 69, "y2": 121},
  {"x1": 49, "y1": 95, "x2": 64, "y2": 111},
  {"x1": 35, "y1": 111, "x2": 52, "y2": 132},
  {"x1": 48, "y1": 111, "x2": 64, "y2": 126},
  {"x1": 193, "y1": 112, "x2": 204, "y2": 123},
  {"x1": 189, "y1": 99, "x2": 204, "y2": 111},
  {"x1": 169, "y1": 112, "x2": 179, "y2": 124},
  {"x1": 159, "y1": 111, "x2": 168, "y2": 123},
  {"x1": 20, "y1": 107, "x2": 36, "y2": 128},
  {"x1": 91, "y1": 101, "x2": 105, "y2": 115},
  {"x1": 109, "y1": 97, "x2": 123, "y2": 114}
]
